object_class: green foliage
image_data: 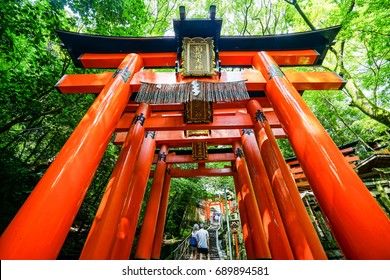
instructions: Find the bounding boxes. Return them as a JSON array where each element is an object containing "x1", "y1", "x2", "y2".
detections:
[
  {"x1": 277, "y1": 138, "x2": 296, "y2": 158},
  {"x1": 302, "y1": 88, "x2": 389, "y2": 158},
  {"x1": 64, "y1": 0, "x2": 150, "y2": 36},
  {"x1": 0, "y1": 149, "x2": 40, "y2": 233}
]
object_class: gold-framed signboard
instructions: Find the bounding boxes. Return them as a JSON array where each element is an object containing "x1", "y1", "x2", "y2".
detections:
[
  {"x1": 192, "y1": 142, "x2": 208, "y2": 160},
  {"x1": 182, "y1": 37, "x2": 215, "y2": 76},
  {"x1": 184, "y1": 100, "x2": 212, "y2": 123}
]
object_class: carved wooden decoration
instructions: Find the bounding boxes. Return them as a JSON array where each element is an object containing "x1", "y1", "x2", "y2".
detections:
[
  {"x1": 192, "y1": 142, "x2": 208, "y2": 160},
  {"x1": 184, "y1": 100, "x2": 212, "y2": 123}
]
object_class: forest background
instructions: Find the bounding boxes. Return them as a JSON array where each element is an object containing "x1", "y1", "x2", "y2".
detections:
[{"x1": 0, "y1": 0, "x2": 389, "y2": 259}]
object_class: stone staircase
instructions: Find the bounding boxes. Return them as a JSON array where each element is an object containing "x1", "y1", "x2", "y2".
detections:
[
  {"x1": 188, "y1": 224, "x2": 223, "y2": 260},
  {"x1": 207, "y1": 226, "x2": 222, "y2": 260}
]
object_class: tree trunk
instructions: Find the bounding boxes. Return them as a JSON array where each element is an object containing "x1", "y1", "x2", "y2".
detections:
[{"x1": 343, "y1": 78, "x2": 390, "y2": 128}]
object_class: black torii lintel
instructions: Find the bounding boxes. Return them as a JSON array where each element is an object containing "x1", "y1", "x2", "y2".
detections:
[{"x1": 56, "y1": 25, "x2": 341, "y2": 68}]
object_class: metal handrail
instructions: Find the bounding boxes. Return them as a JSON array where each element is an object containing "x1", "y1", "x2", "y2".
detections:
[
  {"x1": 215, "y1": 215, "x2": 223, "y2": 259},
  {"x1": 167, "y1": 234, "x2": 191, "y2": 260},
  {"x1": 167, "y1": 223, "x2": 212, "y2": 260}
]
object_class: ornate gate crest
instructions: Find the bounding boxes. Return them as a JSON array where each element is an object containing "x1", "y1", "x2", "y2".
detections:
[{"x1": 182, "y1": 37, "x2": 215, "y2": 76}]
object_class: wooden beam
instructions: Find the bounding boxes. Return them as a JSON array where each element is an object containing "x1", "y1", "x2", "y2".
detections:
[
  {"x1": 114, "y1": 129, "x2": 242, "y2": 146},
  {"x1": 78, "y1": 50, "x2": 319, "y2": 68},
  {"x1": 113, "y1": 126, "x2": 286, "y2": 146},
  {"x1": 219, "y1": 51, "x2": 257, "y2": 66},
  {"x1": 155, "y1": 129, "x2": 241, "y2": 146},
  {"x1": 55, "y1": 70, "x2": 344, "y2": 94},
  {"x1": 80, "y1": 53, "x2": 177, "y2": 68},
  {"x1": 146, "y1": 108, "x2": 277, "y2": 119},
  {"x1": 116, "y1": 109, "x2": 282, "y2": 132},
  {"x1": 116, "y1": 113, "x2": 255, "y2": 132},
  {"x1": 271, "y1": 128, "x2": 287, "y2": 139},
  {"x1": 219, "y1": 50, "x2": 319, "y2": 66},
  {"x1": 124, "y1": 98, "x2": 273, "y2": 112},
  {"x1": 284, "y1": 70, "x2": 345, "y2": 90},
  {"x1": 267, "y1": 50, "x2": 319, "y2": 66},
  {"x1": 152, "y1": 153, "x2": 236, "y2": 164},
  {"x1": 146, "y1": 113, "x2": 253, "y2": 131},
  {"x1": 55, "y1": 72, "x2": 112, "y2": 94},
  {"x1": 129, "y1": 69, "x2": 266, "y2": 92},
  {"x1": 170, "y1": 167, "x2": 234, "y2": 177},
  {"x1": 287, "y1": 147, "x2": 357, "y2": 167}
]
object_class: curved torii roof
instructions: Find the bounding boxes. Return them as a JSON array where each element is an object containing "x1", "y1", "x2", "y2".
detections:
[{"x1": 56, "y1": 23, "x2": 341, "y2": 68}]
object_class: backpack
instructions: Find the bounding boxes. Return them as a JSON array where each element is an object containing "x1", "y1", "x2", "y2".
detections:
[{"x1": 190, "y1": 235, "x2": 197, "y2": 246}]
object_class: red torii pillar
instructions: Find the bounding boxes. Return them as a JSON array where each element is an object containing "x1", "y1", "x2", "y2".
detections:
[
  {"x1": 241, "y1": 129, "x2": 294, "y2": 260},
  {"x1": 80, "y1": 102, "x2": 151, "y2": 259},
  {"x1": 205, "y1": 203, "x2": 211, "y2": 222},
  {"x1": 151, "y1": 163, "x2": 173, "y2": 259},
  {"x1": 134, "y1": 145, "x2": 169, "y2": 259},
  {"x1": 233, "y1": 142, "x2": 272, "y2": 259},
  {"x1": 253, "y1": 51, "x2": 390, "y2": 259},
  {"x1": 0, "y1": 53, "x2": 144, "y2": 259},
  {"x1": 247, "y1": 100, "x2": 326, "y2": 259},
  {"x1": 110, "y1": 131, "x2": 157, "y2": 260},
  {"x1": 233, "y1": 173, "x2": 255, "y2": 260}
]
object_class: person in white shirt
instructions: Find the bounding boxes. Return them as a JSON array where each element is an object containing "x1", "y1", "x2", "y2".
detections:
[{"x1": 195, "y1": 223, "x2": 210, "y2": 260}]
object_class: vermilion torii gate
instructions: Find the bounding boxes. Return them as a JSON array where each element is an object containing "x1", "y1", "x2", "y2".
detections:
[{"x1": 1, "y1": 7, "x2": 389, "y2": 260}]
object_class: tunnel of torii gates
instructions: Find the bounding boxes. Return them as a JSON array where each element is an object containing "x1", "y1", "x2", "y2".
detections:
[{"x1": 1, "y1": 8, "x2": 390, "y2": 261}]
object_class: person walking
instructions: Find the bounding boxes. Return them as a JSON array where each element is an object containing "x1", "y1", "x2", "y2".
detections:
[
  {"x1": 196, "y1": 223, "x2": 210, "y2": 260},
  {"x1": 189, "y1": 223, "x2": 199, "y2": 260}
]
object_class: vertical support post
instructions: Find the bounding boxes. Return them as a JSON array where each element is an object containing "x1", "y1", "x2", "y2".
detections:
[
  {"x1": 109, "y1": 131, "x2": 157, "y2": 260},
  {"x1": 247, "y1": 99, "x2": 326, "y2": 259},
  {"x1": 241, "y1": 129, "x2": 294, "y2": 259},
  {"x1": 224, "y1": 188, "x2": 233, "y2": 260},
  {"x1": 80, "y1": 103, "x2": 151, "y2": 259},
  {"x1": 151, "y1": 163, "x2": 173, "y2": 259},
  {"x1": 134, "y1": 145, "x2": 169, "y2": 259},
  {"x1": 0, "y1": 54, "x2": 144, "y2": 260},
  {"x1": 205, "y1": 203, "x2": 211, "y2": 222},
  {"x1": 233, "y1": 142, "x2": 272, "y2": 259},
  {"x1": 253, "y1": 51, "x2": 390, "y2": 259},
  {"x1": 233, "y1": 173, "x2": 255, "y2": 260},
  {"x1": 233, "y1": 230, "x2": 240, "y2": 260}
]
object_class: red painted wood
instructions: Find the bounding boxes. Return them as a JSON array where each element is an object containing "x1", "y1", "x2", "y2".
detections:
[
  {"x1": 284, "y1": 70, "x2": 345, "y2": 90},
  {"x1": 80, "y1": 53, "x2": 177, "y2": 68},
  {"x1": 109, "y1": 132, "x2": 156, "y2": 259},
  {"x1": 113, "y1": 127, "x2": 286, "y2": 146},
  {"x1": 152, "y1": 153, "x2": 236, "y2": 164},
  {"x1": 233, "y1": 142, "x2": 272, "y2": 259},
  {"x1": 254, "y1": 51, "x2": 390, "y2": 259},
  {"x1": 55, "y1": 72, "x2": 112, "y2": 94},
  {"x1": 80, "y1": 103, "x2": 151, "y2": 259},
  {"x1": 55, "y1": 70, "x2": 344, "y2": 94},
  {"x1": 267, "y1": 50, "x2": 319, "y2": 65},
  {"x1": 233, "y1": 173, "x2": 255, "y2": 259},
  {"x1": 134, "y1": 145, "x2": 169, "y2": 259},
  {"x1": 116, "y1": 113, "x2": 255, "y2": 132},
  {"x1": 79, "y1": 50, "x2": 319, "y2": 68},
  {"x1": 0, "y1": 54, "x2": 144, "y2": 260},
  {"x1": 248, "y1": 99, "x2": 327, "y2": 259},
  {"x1": 151, "y1": 164, "x2": 172, "y2": 259},
  {"x1": 130, "y1": 69, "x2": 266, "y2": 92},
  {"x1": 241, "y1": 131, "x2": 294, "y2": 259},
  {"x1": 125, "y1": 99, "x2": 272, "y2": 112},
  {"x1": 169, "y1": 167, "x2": 234, "y2": 178},
  {"x1": 247, "y1": 99, "x2": 327, "y2": 260}
]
